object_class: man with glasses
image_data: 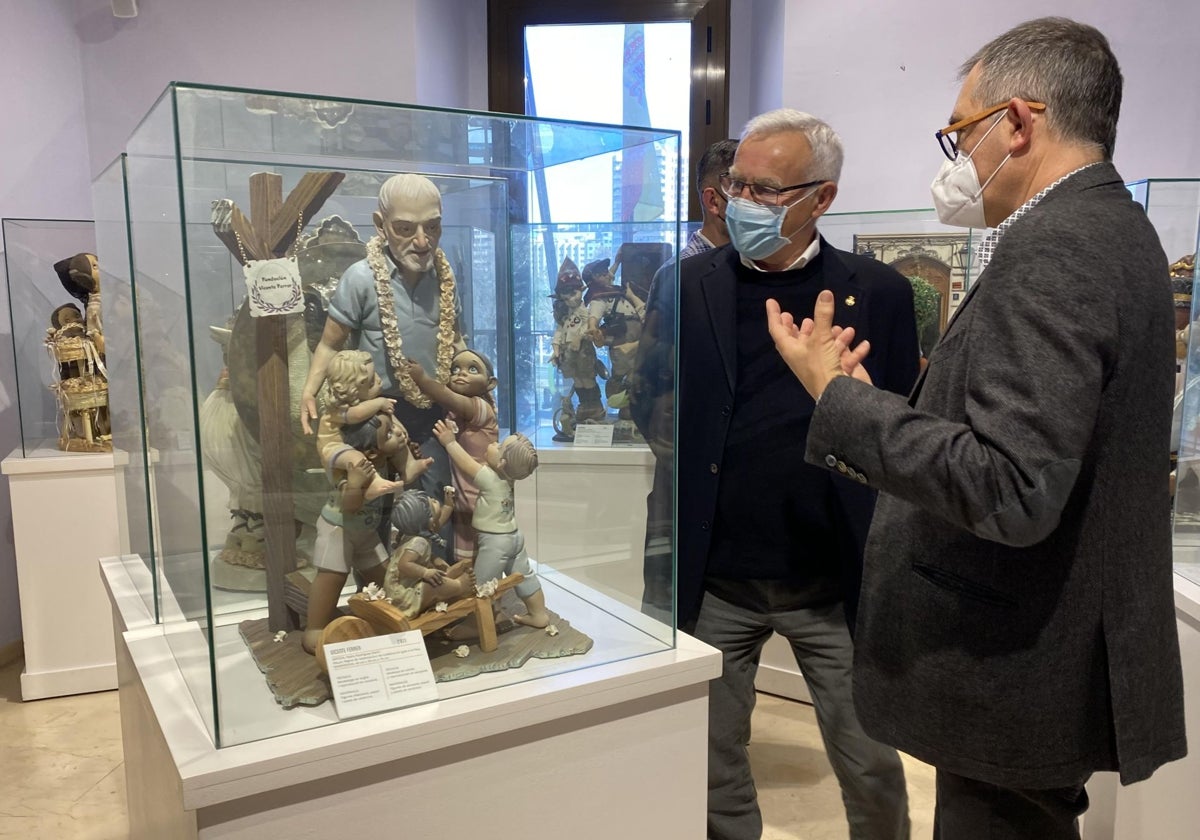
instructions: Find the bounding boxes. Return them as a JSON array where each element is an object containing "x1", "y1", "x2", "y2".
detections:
[
  {"x1": 662, "y1": 108, "x2": 919, "y2": 840},
  {"x1": 767, "y1": 18, "x2": 1186, "y2": 838},
  {"x1": 632, "y1": 139, "x2": 740, "y2": 622}
]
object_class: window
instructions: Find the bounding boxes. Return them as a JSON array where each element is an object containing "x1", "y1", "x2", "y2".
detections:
[{"x1": 488, "y1": 0, "x2": 730, "y2": 223}]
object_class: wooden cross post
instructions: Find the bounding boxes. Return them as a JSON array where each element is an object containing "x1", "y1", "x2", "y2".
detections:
[{"x1": 214, "y1": 170, "x2": 345, "y2": 631}]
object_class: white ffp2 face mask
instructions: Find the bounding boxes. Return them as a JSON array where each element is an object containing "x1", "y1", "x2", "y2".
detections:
[{"x1": 930, "y1": 112, "x2": 1011, "y2": 228}]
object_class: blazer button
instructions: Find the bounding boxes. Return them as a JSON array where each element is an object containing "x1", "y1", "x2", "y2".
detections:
[
  {"x1": 709, "y1": 463, "x2": 719, "y2": 474},
  {"x1": 701, "y1": 520, "x2": 710, "y2": 531},
  {"x1": 825, "y1": 454, "x2": 837, "y2": 468},
  {"x1": 858, "y1": 473, "x2": 869, "y2": 484},
  {"x1": 721, "y1": 406, "x2": 731, "y2": 417},
  {"x1": 836, "y1": 460, "x2": 848, "y2": 474},
  {"x1": 846, "y1": 467, "x2": 858, "y2": 480}
]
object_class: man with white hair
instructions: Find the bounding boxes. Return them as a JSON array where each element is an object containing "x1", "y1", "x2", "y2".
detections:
[
  {"x1": 662, "y1": 109, "x2": 919, "y2": 839},
  {"x1": 301, "y1": 173, "x2": 464, "y2": 499}
]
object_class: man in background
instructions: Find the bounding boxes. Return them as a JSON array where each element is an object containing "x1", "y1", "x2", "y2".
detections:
[{"x1": 633, "y1": 138, "x2": 738, "y2": 619}]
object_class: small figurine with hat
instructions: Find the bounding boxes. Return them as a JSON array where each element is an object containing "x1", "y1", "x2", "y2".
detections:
[
  {"x1": 583, "y1": 252, "x2": 647, "y2": 421},
  {"x1": 46, "y1": 252, "x2": 111, "y2": 452},
  {"x1": 549, "y1": 257, "x2": 606, "y2": 438}
]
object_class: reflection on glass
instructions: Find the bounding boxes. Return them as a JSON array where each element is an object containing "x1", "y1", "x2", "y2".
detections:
[{"x1": 524, "y1": 22, "x2": 689, "y2": 225}]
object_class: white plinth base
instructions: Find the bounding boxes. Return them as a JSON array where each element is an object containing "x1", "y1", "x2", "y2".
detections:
[
  {"x1": 1082, "y1": 572, "x2": 1200, "y2": 840},
  {"x1": 2, "y1": 448, "x2": 121, "y2": 699},
  {"x1": 101, "y1": 555, "x2": 721, "y2": 840}
]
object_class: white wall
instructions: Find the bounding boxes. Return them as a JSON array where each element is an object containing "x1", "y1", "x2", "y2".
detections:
[
  {"x1": 762, "y1": 0, "x2": 1200, "y2": 212},
  {"x1": 728, "y1": 0, "x2": 784, "y2": 137},
  {"x1": 0, "y1": 0, "x2": 94, "y2": 651},
  {"x1": 70, "y1": 0, "x2": 488, "y2": 179}
]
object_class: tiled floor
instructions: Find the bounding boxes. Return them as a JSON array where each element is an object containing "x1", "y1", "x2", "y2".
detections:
[
  {"x1": 0, "y1": 657, "x2": 935, "y2": 839},
  {"x1": 0, "y1": 660, "x2": 128, "y2": 839}
]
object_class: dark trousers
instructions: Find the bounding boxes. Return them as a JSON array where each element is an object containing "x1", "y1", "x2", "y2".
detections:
[{"x1": 934, "y1": 769, "x2": 1090, "y2": 840}]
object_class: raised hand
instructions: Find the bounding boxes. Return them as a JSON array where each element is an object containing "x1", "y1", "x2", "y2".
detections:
[{"x1": 765, "y1": 291, "x2": 872, "y2": 400}]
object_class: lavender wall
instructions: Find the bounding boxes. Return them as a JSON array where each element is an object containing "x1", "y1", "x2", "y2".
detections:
[
  {"x1": 762, "y1": 0, "x2": 1200, "y2": 212},
  {"x1": 0, "y1": 0, "x2": 94, "y2": 651},
  {"x1": 71, "y1": 0, "x2": 488, "y2": 179}
]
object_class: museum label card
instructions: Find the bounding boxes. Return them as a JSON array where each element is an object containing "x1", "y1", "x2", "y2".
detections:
[
  {"x1": 573, "y1": 423, "x2": 615, "y2": 447},
  {"x1": 244, "y1": 256, "x2": 304, "y2": 317},
  {"x1": 324, "y1": 630, "x2": 438, "y2": 719}
]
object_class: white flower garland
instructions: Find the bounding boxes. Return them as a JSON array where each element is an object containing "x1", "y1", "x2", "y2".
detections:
[{"x1": 366, "y1": 234, "x2": 457, "y2": 408}]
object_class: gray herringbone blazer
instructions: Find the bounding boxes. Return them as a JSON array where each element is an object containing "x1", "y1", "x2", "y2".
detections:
[{"x1": 807, "y1": 162, "x2": 1187, "y2": 788}]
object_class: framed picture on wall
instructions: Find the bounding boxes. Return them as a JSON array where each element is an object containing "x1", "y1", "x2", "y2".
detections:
[{"x1": 852, "y1": 232, "x2": 971, "y2": 356}]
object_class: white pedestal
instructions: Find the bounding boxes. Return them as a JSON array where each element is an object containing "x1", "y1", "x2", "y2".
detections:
[
  {"x1": 101, "y1": 555, "x2": 721, "y2": 840},
  {"x1": 2, "y1": 447, "x2": 120, "y2": 699},
  {"x1": 1083, "y1": 572, "x2": 1200, "y2": 840}
]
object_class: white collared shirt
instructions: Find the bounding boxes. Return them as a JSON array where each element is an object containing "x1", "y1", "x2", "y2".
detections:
[{"x1": 740, "y1": 232, "x2": 821, "y2": 272}]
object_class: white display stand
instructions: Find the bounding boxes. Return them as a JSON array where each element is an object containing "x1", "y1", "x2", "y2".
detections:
[
  {"x1": 101, "y1": 554, "x2": 721, "y2": 840},
  {"x1": 2, "y1": 447, "x2": 121, "y2": 699},
  {"x1": 1083, "y1": 572, "x2": 1200, "y2": 840}
]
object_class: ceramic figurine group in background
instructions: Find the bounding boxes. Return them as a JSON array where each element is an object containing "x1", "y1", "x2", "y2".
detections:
[
  {"x1": 548, "y1": 242, "x2": 670, "y2": 442},
  {"x1": 47, "y1": 253, "x2": 111, "y2": 452}
]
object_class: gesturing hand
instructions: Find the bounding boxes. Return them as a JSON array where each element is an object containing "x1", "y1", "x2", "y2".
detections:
[{"x1": 765, "y1": 291, "x2": 873, "y2": 400}]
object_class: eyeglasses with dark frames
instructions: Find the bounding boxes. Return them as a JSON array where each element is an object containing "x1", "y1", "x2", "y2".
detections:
[
  {"x1": 719, "y1": 173, "x2": 825, "y2": 205},
  {"x1": 935, "y1": 101, "x2": 1046, "y2": 160}
]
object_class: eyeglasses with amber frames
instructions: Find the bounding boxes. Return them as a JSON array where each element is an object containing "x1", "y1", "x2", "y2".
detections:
[
  {"x1": 719, "y1": 173, "x2": 825, "y2": 206},
  {"x1": 935, "y1": 101, "x2": 1046, "y2": 160}
]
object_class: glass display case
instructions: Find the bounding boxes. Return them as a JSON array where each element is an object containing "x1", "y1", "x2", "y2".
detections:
[
  {"x1": 93, "y1": 155, "x2": 158, "y2": 621},
  {"x1": 820, "y1": 208, "x2": 985, "y2": 357},
  {"x1": 1, "y1": 218, "x2": 100, "y2": 456},
  {"x1": 1127, "y1": 180, "x2": 1200, "y2": 585},
  {"x1": 97, "y1": 83, "x2": 681, "y2": 748},
  {"x1": 1127, "y1": 179, "x2": 1200, "y2": 266}
]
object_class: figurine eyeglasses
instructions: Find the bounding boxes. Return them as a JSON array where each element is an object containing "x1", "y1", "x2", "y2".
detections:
[
  {"x1": 719, "y1": 173, "x2": 825, "y2": 206},
  {"x1": 935, "y1": 101, "x2": 1046, "y2": 160}
]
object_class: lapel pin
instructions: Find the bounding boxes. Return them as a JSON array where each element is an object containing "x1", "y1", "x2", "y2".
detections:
[{"x1": 845, "y1": 295, "x2": 856, "y2": 306}]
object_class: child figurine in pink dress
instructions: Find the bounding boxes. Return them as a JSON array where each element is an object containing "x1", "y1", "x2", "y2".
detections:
[{"x1": 406, "y1": 348, "x2": 499, "y2": 564}]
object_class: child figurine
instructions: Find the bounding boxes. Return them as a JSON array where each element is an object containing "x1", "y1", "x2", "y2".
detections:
[
  {"x1": 319, "y1": 350, "x2": 423, "y2": 500},
  {"x1": 548, "y1": 258, "x2": 605, "y2": 430},
  {"x1": 303, "y1": 413, "x2": 432, "y2": 654},
  {"x1": 433, "y1": 419, "x2": 549, "y2": 628},
  {"x1": 406, "y1": 349, "x2": 499, "y2": 564},
  {"x1": 383, "y1": 488, "x2": 474, "y2": 617}
]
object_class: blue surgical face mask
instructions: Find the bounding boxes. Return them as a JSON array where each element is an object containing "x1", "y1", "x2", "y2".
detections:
[{"x1": 725, "y1": 188, "x2": 818, "y2": 260}]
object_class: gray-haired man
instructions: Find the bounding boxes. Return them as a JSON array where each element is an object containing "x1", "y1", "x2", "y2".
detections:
[{"x1": 769, "y1": 18, "x2": 1186, "y2": 838}]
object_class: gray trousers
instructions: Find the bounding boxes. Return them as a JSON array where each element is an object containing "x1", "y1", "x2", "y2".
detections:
[{"x1": 693, "y1": 586, "x2": 911, "y2": 840}]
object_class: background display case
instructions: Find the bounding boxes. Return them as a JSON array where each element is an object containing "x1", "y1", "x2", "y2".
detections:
[
  {"x1": 1128, "y1": 179, "x2": 1200, "y2": 265},
  {"x1": 820, "y1": 208, "x2": 985, "y2": 358},
  {"x1": 1, "y1": 217, "x2": 98, "y2": 455},
  {"x1": 1171, "y1": 207, "x2": 1200, "y2": 587},
  {"x1": 97, "y1": 83, "x2": 682, "y2": 749},
  {"x1": 1127, "y1": 180, "x2": 1200, "y2": 585}
]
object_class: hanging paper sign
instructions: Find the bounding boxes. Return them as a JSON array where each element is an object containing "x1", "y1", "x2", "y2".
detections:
[{"x1": 244, "y1": 256, "x2": 304, "y2": 317}]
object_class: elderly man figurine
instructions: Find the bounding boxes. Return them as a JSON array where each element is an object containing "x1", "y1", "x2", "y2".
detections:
[{"x1": 300, "y1": 173, "x2": 465, "y2": 512}]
